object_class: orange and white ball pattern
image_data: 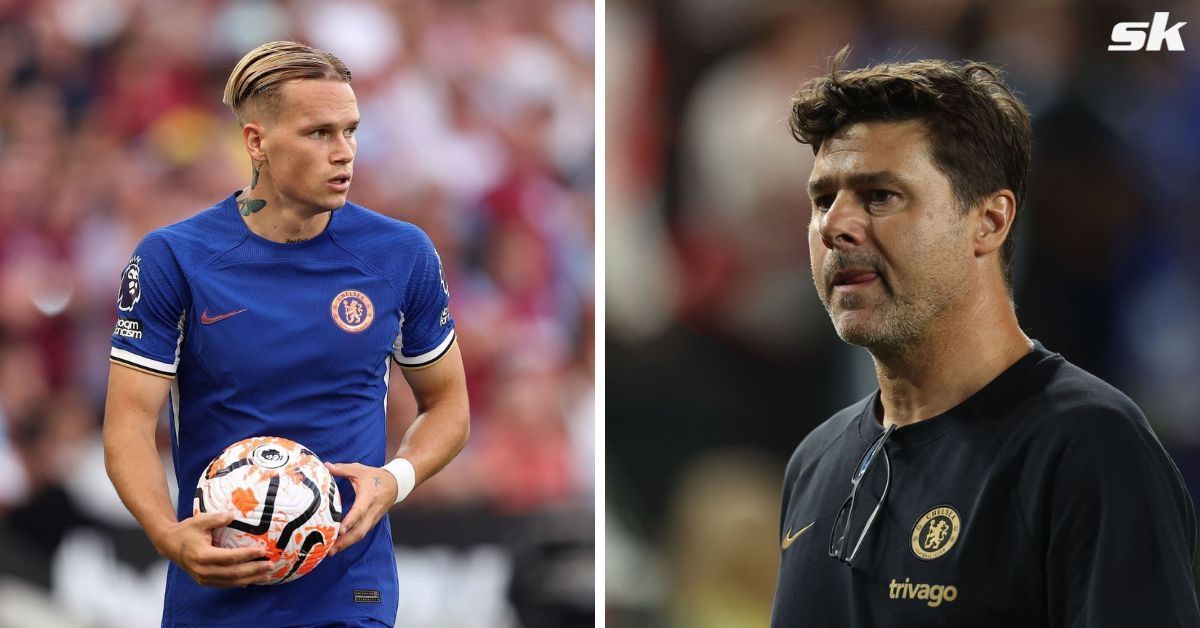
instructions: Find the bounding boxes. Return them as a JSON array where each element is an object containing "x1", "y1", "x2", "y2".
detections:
[{"x1": 194, "y1": 436, "x2": 342, "y2": 584}]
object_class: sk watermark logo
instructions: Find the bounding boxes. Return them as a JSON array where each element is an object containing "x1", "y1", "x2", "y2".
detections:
[{"x1": 1109, "y1": 12, "x2": 1186, "y2": 51}]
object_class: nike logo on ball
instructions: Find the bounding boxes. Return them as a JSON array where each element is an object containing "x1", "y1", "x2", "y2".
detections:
[{"x1": 200, "y1": 308, "x2": 248, "y2": 324}]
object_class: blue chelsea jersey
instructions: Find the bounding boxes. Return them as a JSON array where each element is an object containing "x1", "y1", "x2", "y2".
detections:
[{"x1": 109, "y1": 192, "x2": 455, "y2": 627}]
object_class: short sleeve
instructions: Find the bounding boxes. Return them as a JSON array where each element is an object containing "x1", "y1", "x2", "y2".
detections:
[
  {"x1": 391, "y1": 232, "x2": 455, "y2": 368},
  {"x1": 109, "y1": 232, "x2": 190, "y2": 378},
  {"x1": 1043, "y1": 407, "x2": 1200, "y2": 627}
]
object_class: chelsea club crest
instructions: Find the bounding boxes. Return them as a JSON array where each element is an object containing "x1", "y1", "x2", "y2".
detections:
[{"x1": 331, "y1": 290, "x2": 374, "y2": 333}]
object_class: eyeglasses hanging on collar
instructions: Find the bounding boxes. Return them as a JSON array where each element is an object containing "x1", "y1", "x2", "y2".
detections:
[{"x1": 828, "y1": 422, "x2": 897, "y2": 565}]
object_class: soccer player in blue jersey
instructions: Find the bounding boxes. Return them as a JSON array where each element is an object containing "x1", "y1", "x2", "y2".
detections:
[{"x1": 102, "y1": 41, "x2": 470, "y2": 627}]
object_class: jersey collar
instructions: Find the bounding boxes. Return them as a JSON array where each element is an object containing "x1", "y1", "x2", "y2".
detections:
[{"x1": 857, "y1": 341, "x2": 1059, "y2": 449}]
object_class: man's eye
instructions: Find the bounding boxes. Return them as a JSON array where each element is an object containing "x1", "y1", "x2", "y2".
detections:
[
  {"x1": 344, "y1": 127, "x2": 357, "y2": 137},
  {"x1": 867, "y1": 190, "x2": 896, "y2": 205},
  {"x1": 813, "y1": 195, "x2": 834, "y2": 212},
  {"x1": 309, "y1": 129, "x2": 328, "y2": 138}
]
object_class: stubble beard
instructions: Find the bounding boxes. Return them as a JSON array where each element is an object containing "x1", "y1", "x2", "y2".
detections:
[
  {"x1": 824, "y1": 285, "x2": 928, "y2": 352},
  {"x1": 815, "y1": 221, "x2": 967, "y2": 355}
]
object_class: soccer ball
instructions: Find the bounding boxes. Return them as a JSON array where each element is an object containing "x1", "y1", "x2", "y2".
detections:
[{"x1": 193, "y1": 436, "x2": 342, "y2": 584}]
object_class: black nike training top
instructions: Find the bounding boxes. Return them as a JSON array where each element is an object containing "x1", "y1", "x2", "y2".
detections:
[{"x1": 771, "y1": 342, "x2": 1200, "y2": 627}]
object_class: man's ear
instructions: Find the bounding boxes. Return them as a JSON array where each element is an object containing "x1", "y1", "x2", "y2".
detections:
[
  {"x1": 243, "y1": 122, "x2": 267, "y2": 164},
  {"x1": 973, "y1": 189, "x2": 1017, "y2": 257}
]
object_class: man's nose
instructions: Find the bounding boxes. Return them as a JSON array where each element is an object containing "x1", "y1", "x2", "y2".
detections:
[
  {"x1": 331, "y1": 135, "x2": 354, "y2": 164},
  {"x1": 817, "y1": 192, "x2": 867, "y2": 250}
]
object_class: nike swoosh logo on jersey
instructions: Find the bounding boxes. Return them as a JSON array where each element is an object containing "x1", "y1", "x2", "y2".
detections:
[
  {"x1": 200, "y1": 308, "x2": 248, "y2": 324},
  {"x1": 782, "y1": 520, "x2": 816, "y2": 550}
]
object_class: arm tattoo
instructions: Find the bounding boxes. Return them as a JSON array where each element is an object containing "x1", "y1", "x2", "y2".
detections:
[
  {"x1": 373, "y1": 477, "x2": 382, "y2": 489},
  {"x1": 238, "y1": 198, "x2": 266, "y2": 216}
]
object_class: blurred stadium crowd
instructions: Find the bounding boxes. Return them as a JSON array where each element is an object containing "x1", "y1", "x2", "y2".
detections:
[
  {"x1": 0, "y1": 0, "x2": 593, "y2": 626},
  {"x1": 607, "y1": 0, "x2": 1200, "y2": 626}
]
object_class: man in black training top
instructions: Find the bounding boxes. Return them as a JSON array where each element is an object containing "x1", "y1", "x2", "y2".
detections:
[{"x1": 771, "y1": 47, "x2": 1200, "y2": 627}]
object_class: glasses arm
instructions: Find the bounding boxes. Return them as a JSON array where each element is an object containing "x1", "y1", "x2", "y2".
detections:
[{"x1": 845, "y1": 446, "x2": 890, "y2": 564}]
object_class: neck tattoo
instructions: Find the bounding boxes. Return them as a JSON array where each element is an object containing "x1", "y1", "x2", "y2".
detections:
[
  {"x1": 238, "y1": 197, "x2": 267, "y2": 216},
  {"x1": 238, "y1": 165, "x2": 267, "y2": 216},
  {"x1": 286, "y1": 237, "x2": 310, "y2": 243}
]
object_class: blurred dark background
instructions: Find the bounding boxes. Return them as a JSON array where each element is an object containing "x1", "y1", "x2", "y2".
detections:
[
  {"x1": 606, "y1": 0, "x2": 1200, "y2": 625},
  {"x1": 0, "y1": 0, "x2": 594, "y2": 626}
]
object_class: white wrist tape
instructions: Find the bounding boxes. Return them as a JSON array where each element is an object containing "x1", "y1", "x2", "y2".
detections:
[{"x1": 382, "y1": 458, "x2": 416, "y2": 504}]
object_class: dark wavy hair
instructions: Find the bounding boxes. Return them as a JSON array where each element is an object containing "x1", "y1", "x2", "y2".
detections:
[{"x1": 789, "y1": 46, "x2": 1031, "y2": 290}]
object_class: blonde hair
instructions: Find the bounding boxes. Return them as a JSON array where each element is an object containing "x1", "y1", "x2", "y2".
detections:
[{"x1": 223, "y1": 41, "x2": 351, "y2": 124}]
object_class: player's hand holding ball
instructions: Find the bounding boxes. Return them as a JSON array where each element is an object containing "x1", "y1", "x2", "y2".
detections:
[
  {"x1": 323, "y1": 460, "x2": 404, "y2": 558},
  {"x1": 155, "y1": 511, "x2": 275, "y2": 588}
]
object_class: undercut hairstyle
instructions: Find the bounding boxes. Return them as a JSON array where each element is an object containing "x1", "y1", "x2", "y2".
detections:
[
  {"x1": 223, "y1": 41, "x2": 352, "y2": 125},
  {"x1": 789, "y1": 46, "x2": 1031, "y2": 291}
]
